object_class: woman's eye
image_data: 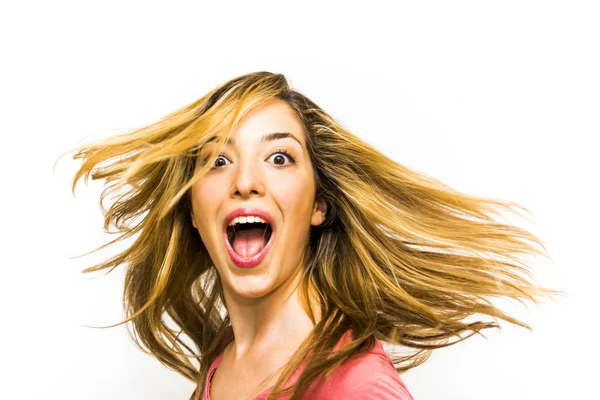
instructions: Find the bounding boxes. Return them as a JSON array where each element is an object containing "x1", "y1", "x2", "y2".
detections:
[
  {"x1": 210, "y1": 154, "x2": 230, "y2": 169},
  {"x1": 267, "y1": 150, "x2": 296, "y2": 166},
  {"x1": 205, "y1": 151, "x2": 295, "y2": 170}
]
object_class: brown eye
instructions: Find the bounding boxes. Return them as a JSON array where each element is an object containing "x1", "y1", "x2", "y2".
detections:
[
  {"x1": 267, "y1": 150, "x2": 296, "y2": 166},
  {"x1": 209, "y1": 154, "x2": 230, "y2": 169}
]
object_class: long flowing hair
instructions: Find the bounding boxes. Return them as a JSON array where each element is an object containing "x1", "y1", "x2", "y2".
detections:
[{"x1": 61, "y1": 71, "x2": 563, "y2": 399}]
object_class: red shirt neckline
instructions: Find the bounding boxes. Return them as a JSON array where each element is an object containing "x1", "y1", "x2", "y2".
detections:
[{"x1": 203, "y1": 330, "x2": 388, "y2": 400}]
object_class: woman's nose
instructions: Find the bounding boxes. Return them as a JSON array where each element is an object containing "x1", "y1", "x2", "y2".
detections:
[{"x1": 230, "y1": 157, "x2": 266, "y2": 199}]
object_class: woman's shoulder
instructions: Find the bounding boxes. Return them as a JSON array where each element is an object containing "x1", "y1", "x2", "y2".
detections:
[
  {"x1": 327, "y1": 341, "x2": 413, "y2": 399},
  {"x1": 303, "y1": 332, "x2": 414, "y2": 399}
]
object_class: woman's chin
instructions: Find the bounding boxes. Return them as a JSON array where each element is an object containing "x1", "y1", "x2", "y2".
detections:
[{"x1": 223, "y1": 273, "x2": 275, "y2": 299}]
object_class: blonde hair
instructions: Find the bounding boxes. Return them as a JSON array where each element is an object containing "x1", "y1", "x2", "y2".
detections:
[{"x1": 60, "y1": 71, "x2": 564, "y2": 399}]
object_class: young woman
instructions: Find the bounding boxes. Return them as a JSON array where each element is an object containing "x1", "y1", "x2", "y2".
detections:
[{"x1": 65, "y1": 71, "x2": 561, "y2": 399}]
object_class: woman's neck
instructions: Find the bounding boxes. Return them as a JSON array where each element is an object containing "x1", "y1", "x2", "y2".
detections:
[{"x1": 222, "y1": 269, "x2": 319, "y2": 362}]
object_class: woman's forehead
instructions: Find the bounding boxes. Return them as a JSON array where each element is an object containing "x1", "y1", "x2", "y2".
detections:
[
  {"x1": 230, "y1": 101, "x2": 305, "y2": 143},
  {"x1": 202, "y1": 131, "x2": 305, "y2": 150},
  {"x1": 201, "y1": 101, "x2": 306, "y2": 149}
]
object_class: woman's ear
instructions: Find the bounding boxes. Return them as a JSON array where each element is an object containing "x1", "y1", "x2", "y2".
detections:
[
  {"x1": 311, "y1": 198, "x2": 327, "y2": 227},
  {"x1": 190, "y1": 211, "x2": 197, "y2": 229}
]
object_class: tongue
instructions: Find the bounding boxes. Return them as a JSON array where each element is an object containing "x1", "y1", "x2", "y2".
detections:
[{"x1": 232, "y1": 228, "x2": 267, "y2": 258}]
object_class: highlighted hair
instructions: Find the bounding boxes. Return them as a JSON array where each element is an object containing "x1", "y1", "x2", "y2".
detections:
[{"x1": 60, "y1": 71, "x2": 564, "y2": 399}]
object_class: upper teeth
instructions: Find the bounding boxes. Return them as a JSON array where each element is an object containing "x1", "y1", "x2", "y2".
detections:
[{"x1": 228, "y1": 216, "x2": 268, "y2": 226}]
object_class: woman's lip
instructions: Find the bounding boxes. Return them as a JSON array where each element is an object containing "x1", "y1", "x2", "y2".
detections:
[
  {"x1": 222, "y1": 207, "x2": 276, "y2": 234},
  {"x1": 223, "y1": 227, "x2": 275, "y2": 268}
]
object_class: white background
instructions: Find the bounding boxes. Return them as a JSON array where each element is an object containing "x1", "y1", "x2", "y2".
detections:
[{"x1": 1, "y1": 1, "x2": 598, "y2": 399}]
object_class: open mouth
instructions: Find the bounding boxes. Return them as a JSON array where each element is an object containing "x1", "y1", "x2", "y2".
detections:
[{"x1": 226, "y1": 221, "x2": 273, "y2": 259}]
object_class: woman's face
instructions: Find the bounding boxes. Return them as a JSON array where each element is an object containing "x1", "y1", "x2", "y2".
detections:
[{"x1": 190, "y1": 99, "x2": 326, "y2": 300}]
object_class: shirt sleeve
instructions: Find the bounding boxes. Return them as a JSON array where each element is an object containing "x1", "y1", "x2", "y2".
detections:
[{"x1": 326, "y1": 352, "x2": 414, "y2": 399}]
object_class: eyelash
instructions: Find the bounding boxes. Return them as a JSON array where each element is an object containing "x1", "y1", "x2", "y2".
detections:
[{"x1": 206, "y1": 149, "x2": 296, "y2": 170}]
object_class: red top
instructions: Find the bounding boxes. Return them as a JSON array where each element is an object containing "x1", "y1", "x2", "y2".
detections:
[{"x1": 203, "y1": 330, "x2": 414, "y2": 399}]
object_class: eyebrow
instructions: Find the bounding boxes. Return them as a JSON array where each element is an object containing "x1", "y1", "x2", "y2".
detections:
[{"x1": 202, "y1": 131, "x2": 303, "y2": 149}]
